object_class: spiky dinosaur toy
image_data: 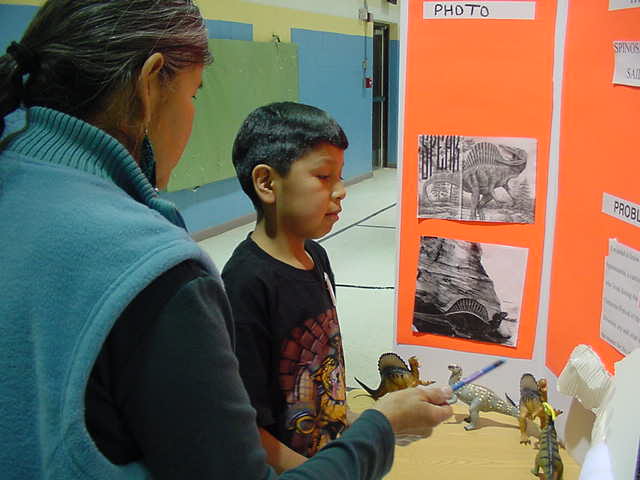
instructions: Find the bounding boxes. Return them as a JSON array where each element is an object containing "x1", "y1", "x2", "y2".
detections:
[
  {"x1": 537, "y1": 378, "x2": 563, "y2": 418},
  {"x1": 354, "y1": 353, "x2": 434, "y2": 400},
  {"x1": 519, "y1": 373, "x2": 548, "y2": 445},
  {"x1": 531, "y1": 405, "x2": 564, "y2": 479},
  {"x1": 447, "y1": 364, "x2": 519, "y2": 430}
]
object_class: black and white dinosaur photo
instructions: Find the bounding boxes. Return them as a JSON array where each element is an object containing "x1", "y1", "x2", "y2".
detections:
[
  {"x1": 412, "y1": 236, "x2": 528, "y2": 346},
  {"x1": 417, "y1": 135, "x2": 537, "y2": 223}
]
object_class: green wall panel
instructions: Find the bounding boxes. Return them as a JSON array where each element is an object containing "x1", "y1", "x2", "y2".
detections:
[{"x1": 168, "y1": 39, "x2": 298, "y2": 192}]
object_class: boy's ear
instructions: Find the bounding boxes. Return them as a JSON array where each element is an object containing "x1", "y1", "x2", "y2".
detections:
[{"x1": 252, "y1": 164, "x2": 277, "y2": 205}]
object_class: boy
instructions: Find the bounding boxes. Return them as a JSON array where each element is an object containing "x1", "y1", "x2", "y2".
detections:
[{"x1": 222, "y1": 102, "x2": 350, "y2": 472}]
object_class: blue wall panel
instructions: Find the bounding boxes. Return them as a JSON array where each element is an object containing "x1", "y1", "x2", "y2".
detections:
[
  {"x1": 0, "y1": 5, "x2": 38, "y2": 53},
  {"x1": 292, "y1": 28, "x2": 373, "y2": 181},
  {"x1": 205, "y1": 19, "x2": 252, "y2": 41},
  {"x1": 161, "y1": 176, "x2": 254, "y2": 233}
]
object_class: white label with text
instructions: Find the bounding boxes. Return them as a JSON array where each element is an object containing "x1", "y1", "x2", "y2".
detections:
[{"x1": 424, "y1": 1, "x2": 536, "y2": 20}]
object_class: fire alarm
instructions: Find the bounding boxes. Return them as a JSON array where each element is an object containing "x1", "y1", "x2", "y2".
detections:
[{"x1": 364, "y1": 77, "x2": 373, "y2": 89}]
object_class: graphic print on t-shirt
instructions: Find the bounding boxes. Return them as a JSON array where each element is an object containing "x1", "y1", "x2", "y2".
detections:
[{"x1": 279, "y1": 307, "x2": 347, "y2": 457}]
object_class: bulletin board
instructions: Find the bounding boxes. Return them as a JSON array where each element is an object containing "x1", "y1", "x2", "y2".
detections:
[
  {"x1": 546, "y1": 2, "x2": 640, "y2": 376},
  {"x1": 395, "y1": 0, "x2": 556, "y2": 359},
  {"x1": 168, "y1": 38, "x2": 298, "y2": 192}
]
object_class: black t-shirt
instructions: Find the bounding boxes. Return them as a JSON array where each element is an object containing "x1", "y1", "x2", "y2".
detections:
[{"x1": 222, "y1": 237, "x2": 348, "y2": 458}]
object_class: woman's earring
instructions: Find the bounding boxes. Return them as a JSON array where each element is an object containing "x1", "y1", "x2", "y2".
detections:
[{"x1": 140, "y1": 128, "x2": 157, "y2": 189}]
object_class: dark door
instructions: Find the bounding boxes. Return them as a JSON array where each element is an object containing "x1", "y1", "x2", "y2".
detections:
[{"x1": 372, "y1": 23, "x2": 389, "y2": 169}]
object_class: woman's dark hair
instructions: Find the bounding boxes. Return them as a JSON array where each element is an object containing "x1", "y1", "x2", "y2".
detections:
[
  {"x1": 0, "y1": 0, "x2": 212, "y2": 135},
  {"x1": 232, "y1": 101, "x2": 349, "y2": 216}
]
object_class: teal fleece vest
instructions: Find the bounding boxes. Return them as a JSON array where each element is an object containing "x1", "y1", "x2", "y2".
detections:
[{"x1": 0, "y1": 108, "x2": 216, "y2": 479}]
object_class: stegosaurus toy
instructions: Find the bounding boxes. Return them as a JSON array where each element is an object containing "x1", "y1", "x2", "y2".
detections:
[{"x1": 531, "y1": 404, "x2": 564, "y2": 479}]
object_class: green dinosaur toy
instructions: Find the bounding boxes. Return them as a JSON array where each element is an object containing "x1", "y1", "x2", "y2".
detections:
[{"x1": 531, "y1": 404, "x2": 563, "y2": 480}]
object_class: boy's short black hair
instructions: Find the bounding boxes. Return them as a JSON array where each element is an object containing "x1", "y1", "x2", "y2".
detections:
[{"x1": 232, "y1": 101, "x2": 349, "y2": 215}]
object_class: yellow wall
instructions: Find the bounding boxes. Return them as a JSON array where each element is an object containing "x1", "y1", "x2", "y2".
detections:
[
  {"x1": 199, "y1": 0, "x2": 373, "y2": 42},
  {"x1": 2, "y1": 0, "x2": 378, "y2": 42}
]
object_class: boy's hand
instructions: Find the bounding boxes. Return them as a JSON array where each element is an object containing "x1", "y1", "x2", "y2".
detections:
[{"x1": 371, "y1": 385, "x2": 453, "y2": 438}]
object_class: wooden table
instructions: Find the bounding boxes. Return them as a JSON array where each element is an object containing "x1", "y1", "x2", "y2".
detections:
[{"x1": 348, "y1": 389, "x2": 581, "y2": 479}]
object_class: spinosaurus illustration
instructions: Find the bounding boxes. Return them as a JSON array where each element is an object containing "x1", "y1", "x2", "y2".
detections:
[
  {"x1": 413, "y1": 297, "x2": 511, "y2": 344},
  {"x1": 424, "y1": 141, "x2": 528, "y2": 220},
  {"x1": 354, "y1": 353, "x2": 435, "y2": 400}
]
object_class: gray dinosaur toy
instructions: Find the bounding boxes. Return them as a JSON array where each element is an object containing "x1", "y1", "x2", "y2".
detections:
[{"x1": 447, "y1": 364, "x2": 519, "y2": 430}]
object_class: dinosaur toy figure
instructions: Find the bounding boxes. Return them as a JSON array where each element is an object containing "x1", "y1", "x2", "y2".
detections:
[
  {"x1": 424, "y1": 142, "x2": 528, "y2": 220},
  {"x1": 413, "y1": 297, "x2": 511, "y2": 344},
  {"x1": 354, "y1": 353, "x2": 434, "y2": 400},
  {"x1": 538, "y1": 378, "x2": 549, "y2": 402},
  {"x1": 446, "y1": 364, "x2": 519, "y2": 430},
  {"x1": 537, "y1": 378, "x2": 564, "y2": 418},
  {"x1": 531, "y1": 405, "x2": 564, "y2": 480},
  {"x1": 519, "y1": 373, "x2": 548, "y2": 445}
]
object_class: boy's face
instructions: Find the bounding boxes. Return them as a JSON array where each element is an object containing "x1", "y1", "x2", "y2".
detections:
[{"x1": 274, "y1": 143, "x2": 346, "y2": 240}]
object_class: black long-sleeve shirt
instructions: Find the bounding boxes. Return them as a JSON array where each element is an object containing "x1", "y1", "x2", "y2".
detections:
[{"x1": 85, "y1": 260, "x2": 395, "y2": 479}]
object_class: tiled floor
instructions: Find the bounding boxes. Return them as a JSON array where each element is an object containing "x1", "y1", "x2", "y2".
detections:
[{"x1": 198, "y1": 167, "x2": 399, "y2": 388}]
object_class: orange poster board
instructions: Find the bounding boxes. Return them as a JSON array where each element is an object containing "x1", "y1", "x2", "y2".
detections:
[
  {"x1": 546, "y1": 2, "x2": 640, "y2": 375},
  {"x1": 396, "y1": 0, "x2": 556, "y2": 359}
]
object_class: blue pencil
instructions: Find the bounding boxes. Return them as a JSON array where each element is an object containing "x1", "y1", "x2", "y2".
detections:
[{"x1": 451, "y1": 359, "x2": 506, "y2": 391}]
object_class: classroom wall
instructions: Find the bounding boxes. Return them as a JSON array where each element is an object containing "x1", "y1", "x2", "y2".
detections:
[
  {"x1": 0, "y1": 0, "x2": 400, "y2": 234},
  {"x1": 192, "y1": 0, "x2": 400, "y2": 232},
  {"x1": 241, "y1": 0, "x2": 401, "y2": 23}
]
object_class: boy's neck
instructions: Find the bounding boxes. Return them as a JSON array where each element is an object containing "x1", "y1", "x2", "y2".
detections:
[{"x1": 251, "y1": 220, "x2": 314, "y2": 270}]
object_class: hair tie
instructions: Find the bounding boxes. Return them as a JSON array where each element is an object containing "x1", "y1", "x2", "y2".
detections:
[{"x1": 6, "y1": 41, "x2": 38, "y2": 75}]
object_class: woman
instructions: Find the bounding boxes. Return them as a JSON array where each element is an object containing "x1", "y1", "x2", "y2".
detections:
[{"x1": 0, "y1": 1, "x2": 452, "y2": 479}]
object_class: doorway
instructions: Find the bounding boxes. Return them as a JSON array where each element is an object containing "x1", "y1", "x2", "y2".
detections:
[{"x1": 372, "y1": 22, "x2": 389, "y2": 169}]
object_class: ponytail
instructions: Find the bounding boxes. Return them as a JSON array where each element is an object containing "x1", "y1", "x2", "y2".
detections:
[
  {"x1": 0, "y1": 50, "x2": 25, "y2": 136},
  {"x1": 0, "y1": 40, "x2": 39, "y2": 148}
]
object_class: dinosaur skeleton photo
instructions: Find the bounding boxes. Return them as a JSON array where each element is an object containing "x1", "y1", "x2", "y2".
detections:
[{"x1": 417, "y1": 135, "x2": 537, "y2": 223}]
